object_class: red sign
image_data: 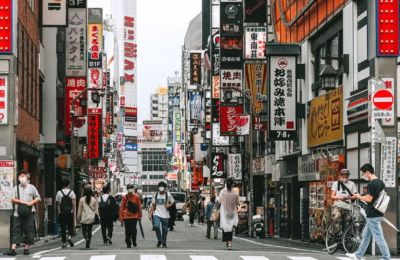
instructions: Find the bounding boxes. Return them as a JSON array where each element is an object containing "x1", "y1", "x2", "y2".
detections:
[
  {"x1": 376, "y1": 0, "x2": 399, "y2": 56},
  {"x1": 65, "y1": 77, "x2": 86, "y2": 136},
  {"x1": 89, "y1": 166, "x2": 106, "y2": 179},
  {"x1": 0, "y1": 0, "x2": 12, "y2": 53},
  {"x1": 120, "y1": 96, "x2": 125, "y2": 107},
  {"x1": 0, "y1": 160, "x2": 13, "y2": 167},
  {"x1": 125, "y1": 107, "x2": 137, "y2": 116},
  {"x1": 220, "y1": 104, "x2": 244, "y2": 135},
  {"x1": 124, "y1": 16, "x2": 136, "y2": 83},
  {"x1": 373, "y1": 89, "x2": 394, "y2": 110},
  {"x1": 0, "y1": 76, "x2": 8, "y2": 124},
  {"x1": 88, "y1": 114, "x2": 102, "y2": 159}
]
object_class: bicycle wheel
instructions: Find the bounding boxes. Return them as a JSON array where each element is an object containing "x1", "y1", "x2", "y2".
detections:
[
  {"x1": 325, "y1": 223, "x2": 339, "y2": 254},
  {"x1": 342, "y1": 221, "x2": 365, "y2": 253}
]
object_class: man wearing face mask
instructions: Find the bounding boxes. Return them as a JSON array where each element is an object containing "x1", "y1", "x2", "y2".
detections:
[
  {"x1": 7, "y1": 170, "x2": 41, "y2": 256},
  {"x1": 119, "y1": 184, "x2": 142, "y2": 248},
  {"x1": 330, "y1": 168, "x2": 357, "y2": 234},
  {"x1": 149, "y1": 181, "x2": 174, "y2": 248}
]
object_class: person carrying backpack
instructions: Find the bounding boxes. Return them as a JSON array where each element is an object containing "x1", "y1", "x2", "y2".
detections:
[
  {"x1": 56, "y1": 178, "x2": 75, "y2": 249},
  {"x1": 99, "y1": 185, "x2": 118, "y2": 245},
  {"x1": 119, "y1": 184, "x2": 142, "y2": 248}
]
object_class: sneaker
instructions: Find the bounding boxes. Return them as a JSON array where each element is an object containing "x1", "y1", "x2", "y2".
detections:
[
  {"x1": 132, "y1": 241, "x2": 137, "y2": 247},
  {"x1": 61, "y1": 244, "x2": 67, "y2": 249},
  {"x1": 6, "y1": 249, "x2": 16, "y2": 256},
  {"x1": 126, "y1": 244, "x2": 131, "y2": 249},
  {"x1": 85, "y1": 241, "x2": 90, "y2": 249},
  {"x1": 156, "y1": 241, "x2": 162, "y2": 248},
  {"x1": 162, "y1": 244, "x2": 167, "y2": 248},
  {"x1": 23, "y1": 249, "x2": 30, "y2": 255},
  {"x1": 68, "y1": 239, "x2": 74, "y2": 247},
  {"x1": 107, "y1": 237, "x2": 112, "y2": 245},
  {"x1": 345, "y1": 253, "x2": 362, "y2": 260}
]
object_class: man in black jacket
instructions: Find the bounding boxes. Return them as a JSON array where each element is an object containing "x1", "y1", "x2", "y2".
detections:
[{"x1": 99, "y1": 185, "x2": 118, "y2": 245}]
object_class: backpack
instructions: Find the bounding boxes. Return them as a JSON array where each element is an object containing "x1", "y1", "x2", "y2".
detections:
[
  {"x1": 99, "y1": 195, "x2": 111, "y2": 216},
  {"x1": 60, "y1": 190, "x2": 73, "y2": 214},
  {"x1": 154, "y1": 193, "x2": 170, "y2": 211},
  {"x1": 374, "y1": 189, "x2": 390, "y2": 214},
  {"x1": 126, "y1": 195, "x2": 139, "y2": 214}
]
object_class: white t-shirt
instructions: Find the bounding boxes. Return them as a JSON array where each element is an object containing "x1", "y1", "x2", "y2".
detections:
[
  {"x1": 332, "y1": 181, "x2": 357, "y2": 210},
  {"x1": 99, "y1": 194, "x2": 109, "y2": 202},
  {"x1": 56, "y1": 188, "x2": 76, "y2": 202},
  {"x1": 152, "y1": 192, "x2": 174, "y2": 219}
]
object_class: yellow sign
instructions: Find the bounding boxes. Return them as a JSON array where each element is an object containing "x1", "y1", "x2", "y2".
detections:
[
  {"x1": 157, "y1": 86, "x2": 168, "y2": 95},
  {"x1": 307, "y1": 86, "x2": 343, "y2": 147}
]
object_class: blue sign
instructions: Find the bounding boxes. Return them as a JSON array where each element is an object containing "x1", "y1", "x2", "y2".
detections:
[{"x1": 125, "y1": 143, "x2": 137, "y2": 151}]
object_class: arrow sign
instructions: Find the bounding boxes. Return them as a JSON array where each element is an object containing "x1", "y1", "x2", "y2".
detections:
[{"x1": 372, "y1": 89, "x2": 394, "y2": 110}]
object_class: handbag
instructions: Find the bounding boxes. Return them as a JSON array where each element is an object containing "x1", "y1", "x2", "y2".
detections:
[
  {"x1": 210, "y1": 203, "x2": 220, "y2": 222},
  {"x1": 89, "y1": 200, "x2": 100, "y2": 225},
  {"x1": 374, "y1": 189, "x2": 390, "y2": 214},
  {"x1": 17, "y1": 185, "x2": 32, "y2": 218}
]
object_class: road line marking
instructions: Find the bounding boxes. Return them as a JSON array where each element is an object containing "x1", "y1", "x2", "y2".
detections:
[
  {"x1": 89, "y1": 255, "x2": 116, "y2": 260},
  {"x1": 241, "y1": 257, "x2": 270, "y2": 260},
  {"x1": 287, "y1": 257, "x2": 318, "y2": 260},
  {"x1": 32, "y1": 226, "x2": 101, "y2": 257},
  {"x1": 140, "y1": 256, "x2": 167, "y2": 260},
  {"x1": 0, "y1": 258, "x2": 16, "y2": 260},
  {"x1": 39, "y1": 257, "x2": 66, "y2": 260},
  {"x1": 190, "y1": 256, "x2": 218, "y2": 260},
  {"x1": 335, "y1": 258, "x2": 352, "y2": 260},
  {"x1": 234, "y1": 237, "x2": 321, "y2": 253}
]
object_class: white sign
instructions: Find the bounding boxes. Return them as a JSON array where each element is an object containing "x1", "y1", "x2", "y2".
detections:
[
  {"x1": 381, "y1": 78, "x2": 395, "y2": 126},
  {"x1": 245, "y1": 27, "x2": 266, "y2": 59},
  {"x1": 87, "y1": 68, "x2": 102, "y2": 110},
  {"x1": 269, "y1": 56, "x2": 296, "y2": 137},
  {"x1": 66, "y1": 8, "x2": 87, "y2": 76},
  {"x1": 253, "y1": 157, "x2": 265, "y2": 174},
  {"x1": 0, "y1": 77, "x2": 8, "y2": 125},
  {"x1": 221, "y1": 69, "x2": 243, "y2": 102},
  {"x1": 380, "y1": 137, "x2": 396, "y2": 188},
  {"x1": 228, "y1": 154, "x2": 242, "y2": 180},
  {"x1": 42, "y1": 0, "x2": 67, "y2": 26},
  {"x1": 0, "y1": 160, "x2": 14, "y2": 209},
  {"x1": 212, "y1": 123, "x2": 229, "y2": 146},
  {"x1": 123, "y1": 15, "x2": 137, "y2": 108}
]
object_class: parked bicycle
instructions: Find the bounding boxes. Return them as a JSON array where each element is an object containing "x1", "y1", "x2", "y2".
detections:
[{"x1": 325, "y1": 200, "x2": 366, "y2": 254}]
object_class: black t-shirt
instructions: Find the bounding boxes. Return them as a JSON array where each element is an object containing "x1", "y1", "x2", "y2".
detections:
[{"x1": 366, "y1": 179, "x2": 385, "y2": 218}]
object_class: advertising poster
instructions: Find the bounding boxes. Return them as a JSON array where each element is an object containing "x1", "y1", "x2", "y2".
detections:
[
  {"x1": 189, "y1": 91, "x2": 201, "y2": 125},
  {"x1": 220, "y1": 103, "x2": 244, "y2": 135},
  {"x1": 0, "y1": 160, "x2": 14, "y2": 209},
  {"x1": 228, "y1": 154, "x2": 242, "y2": 180},
  {"x1": 66, "y1": 8, "x2": 87, "y2": 76},
  {"x1": 211, "y1": 153, "x2": 226, "y2": 178}
]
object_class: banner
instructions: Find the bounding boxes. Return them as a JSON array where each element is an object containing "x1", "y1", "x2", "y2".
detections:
[
  {"x1": 65, "y1": 77, "x2": 86, "y2": 136},
  {"x1": 307, "y1": 86, "x2": 343, "y2": 147},
  {"x1": 189, "y1": 91, "x2": 201, "y2": 124},
  {"x1": 66, "y1": 8, "x2": 87, "y2": 76},
  {"x1": 190, "y1": 52, "x2": 202, "y2": 86},
  {"x1": 211, "y1": 153, "x2": 226, "y2": 178},
  {"x1": 42, "y1": 0, "x2": 67, "y2": 27},
  {"x1": 245, "y1": 63, "x2": 267, "y2": 113},
  {"x1": 244, "y1": 27, "x2": 266, "y2": 59},
  {"x1": 88, "y1": 114, "x2": 102, "y2": 159},
  {"x1": 142, "y1": 124, "x2": 164, "y2": 142},
  {"x1": 269, "y1": 56, "x2": 296, "y2": 140},
  {"x1": 0, "y1": 76, "x2": 8, "y2": 125},
  {"x1": 0, "y1": 0, "x2": 12, "y2": 54},
  {"x1": 228, "y1": 154, "x2": 242, "y2": 180},
  {"x1": 211, "y1": 29, "x2": 220, "y2": 76},
  {"x1": 220, "y1": 103, "x2": 244, "y2": 135},
  {"x1": 244, "y1": 0, "x2": 267, "y2": 23}
]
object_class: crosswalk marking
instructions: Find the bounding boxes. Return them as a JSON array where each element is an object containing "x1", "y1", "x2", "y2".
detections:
[
  {"x1": 240, "y1": 257, "x2": 270, "y2": 260},
  {"x1": 0, "y1": 258, "x2": 16, "y2": 260},
  {"x1": 335, "y1": 258, "x2": 352, "y2": 260},
  {"x1": 189, "y1": 256, "x2": 218, "y2": 260},
  {"x1": 89, "y1": 256, "x2": 116, "y2": 260},
  {"x1": 287, "y1": 257, "x2": 318, "y2": 260},
  {"x1": 140, "y1": 256, "x2": 167, "y2": 260},
  {"x1": 39, "y1": 258, "x2": 66, "y2": 260}
]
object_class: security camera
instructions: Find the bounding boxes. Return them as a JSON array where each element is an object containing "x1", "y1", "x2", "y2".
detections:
[{"x1": 70, "y1": 111, "x2": 75, "y2": 116}]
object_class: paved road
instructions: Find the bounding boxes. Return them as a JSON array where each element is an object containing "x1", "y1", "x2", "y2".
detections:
[{"x1": 0, "y1": 212, "x2": 394, "y2": 260}]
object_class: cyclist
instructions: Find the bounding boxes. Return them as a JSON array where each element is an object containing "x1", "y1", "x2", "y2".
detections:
[{"x1": 330, "y1": 168, "x2": 357, "y2": 234}]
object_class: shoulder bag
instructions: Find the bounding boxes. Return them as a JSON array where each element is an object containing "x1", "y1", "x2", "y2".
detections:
[{"x1": 17, "y1": 185, "x2": 33, "y2": 218}]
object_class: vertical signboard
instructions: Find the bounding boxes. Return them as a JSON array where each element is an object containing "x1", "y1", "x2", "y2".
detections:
[
  {"x1": 174, "y1": 111, "x2": 182, "y2": 143},
  {"x1": 244, "y1": 0, "x2": 266, "y2": 23},
  {"x1": 124, "y1": 15, "x2": 137, "y2": 110},
  {"x1": 0, "y1": 0, "x2": 12, "y2": 53},
  {"x1": 244, "y1": 63, "x2": 267, "y2": 113},
  {"x1": 88, "y1": 114, "x2": 102, "y2": 159},
  {"x1": 269, "y1": 56, "x2": 296, "y2": 140},
  {"x1": 227, "y1": 153, "x2": 242, "y2": 180},
  {"x1": 380, "y1": 137, "x2": 396, "y2": 187},
  {"x1": 220, "y1": 2, "x2": 243, "y2": 37},
  {"x1": 190, "y1": 52, "x2": 202, "y2": 86},
  {"x1": 376, "y1": 0, "x2": 399, "y2": 56},
  {"x1": 87, "y1": 23, "x2": 102, "y2": 68},
  {"x1": 220, "y1": 69, "x2": 243, "y2": 102},
  {"x1": 65, "y1": 77, "x2": 86, "y2": 136},
  {"x1": 66, "y1": 8, "x2": 87, "y2": 76},
  {"x1": 381, "y1": 78, "x2": 395, "y2": 126},
  {"x1": 189, "y1": 91, "x2": 201, "y2": 125},
  {"x1": 244, "y1": 27, "x2": 266, "y2": 59},
  {"x1": 220, "y1": 103, "x2": 244, "y2": 135},
  {"x1": 0, "y1": 77, "x2": 8, "y2": 125},
  {"x1": 42, "y1": 0, "x2": 68, "y2": 27},
  {"x1": 124, "y1": 107, "x2": 137, "y2": 129},
  {"x1": 211, "y1": 153, "x2": 226, "y2": 178}
]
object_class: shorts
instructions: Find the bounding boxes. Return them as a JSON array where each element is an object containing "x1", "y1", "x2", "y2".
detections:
[{"x1": 11, "y1": 214, "x2": 35, "y2": 245}]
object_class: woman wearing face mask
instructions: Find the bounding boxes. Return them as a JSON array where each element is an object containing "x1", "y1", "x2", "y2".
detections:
[
  {"x1": 218, "y1": 178, "x2": 239, "y2": 250},
  {"x1": 119, "y1": 184, "x2": 142, "y2": 248},
  {"x1": 77, "y1": 186, "x2": 98, "y2": 249}
]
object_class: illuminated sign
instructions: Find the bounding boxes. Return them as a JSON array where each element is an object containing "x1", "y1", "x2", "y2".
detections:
[
  {"x1": 376, "y1": 0, "x2": 399, "y2": 56},
  {"x1": 0, "y1": 0, "x2": 12, "y2": 53}
]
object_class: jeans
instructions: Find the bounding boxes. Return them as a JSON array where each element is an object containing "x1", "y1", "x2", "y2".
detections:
[
  {"x1": 153, "y1": 215, "x2": 169, "y2": 244},
  {"x1": 355, "y1": 217, "x2": 390, "y2": 260},
  {"x1": 81, "y1": 224, "x2": 93, "y2": 242},
  {"x1": 206, "y1": 220, "x2": 218, "y2": 238},
  {"x1": 124, "y1": 219, "x2": 137, "y2": 246},
  {"x1": 100, "y1": 219, "x2": 113, "y2": 242},
  {"x1": 59, "y1": 213, "x2": 74, "y2": 243}
]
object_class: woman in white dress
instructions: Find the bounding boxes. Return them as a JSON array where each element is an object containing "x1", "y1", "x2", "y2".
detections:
[{"x1": 218, "y1": 178, "x2": 239, "y2": 250}]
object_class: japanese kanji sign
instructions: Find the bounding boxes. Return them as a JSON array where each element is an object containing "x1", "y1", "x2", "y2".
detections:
[
  {"x1": 88, "y1": 23, "x2": 103, "y2": 68},
  {"x1": 221, "y1": 69, "x2": 243, "y2": 102},
  {"x1": 42, "y1": 0, "x2": 67, "y2": 27},
  {"x1": 220, "y1": 2, "x2": 243, "y2": 37},
  {"x1": 380, "y1": 137, "x2": 396, "y2": 188},
  {"x1": 244, "y1": 27, "x2": 266, "y2": 59},
  {"x1": 65, "y1": 77, "x2": 86, "y2": 136},
  {"x1": 0, "y1": 76, "x2": 8, "y2": 125},
  {"x1": 190, "y1": 52, "x2": 202, "y2": 86},
  {"x1": 88, "y1": 113, "x2": 102, "y2": 159},
  {"x1": 212, "y1": 123, "x2": 229, "y2": 146},
  {"x1": 66, "y1": 8, "x2": 87, "y2": 76},
  {"x1": 227, "y1": 153, "x2": 242, "y2": 180},
  {"x1": 245, "y1": 63, "x2": 267, "y2": 114},
  {"x1": 220, "y1": 103, "x2": 244, "y2": 136},
  {"x1": 269, "y1": 56, "x2": 296, "y2": 140},
  {"x1": 189, "y1": 91, "x2": 201, "y2": 125},
  {"x1": 211, "y1": 153, "x2": 226, "y2": 178}
]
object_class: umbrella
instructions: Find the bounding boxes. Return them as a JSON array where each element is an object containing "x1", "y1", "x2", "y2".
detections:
[
  {"x1": 382, "y1": 217, "x2": 399, "y2": 232},
  {"x1": 139, "y1": 219, "x2": 145, "y2": 240}
]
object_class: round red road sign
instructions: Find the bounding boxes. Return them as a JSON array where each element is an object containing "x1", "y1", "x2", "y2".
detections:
[{"x1": 372, "y1": 89, "x2": 393, "y2": 110}]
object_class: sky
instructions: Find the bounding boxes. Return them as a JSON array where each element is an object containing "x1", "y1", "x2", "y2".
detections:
[{"x1": 89, "y1": 0, "x2": 202, "y2": 123}]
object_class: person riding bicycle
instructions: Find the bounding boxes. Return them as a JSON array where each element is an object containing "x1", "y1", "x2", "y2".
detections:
[{"x1": 330, "y1": 168, "x2": 357, "y2": 234}]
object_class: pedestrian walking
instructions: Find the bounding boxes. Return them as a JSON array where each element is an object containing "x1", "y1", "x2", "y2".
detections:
[
  {"x1": 119, "y1": 184, "x2": 142, "y2": 248},
  {"x1": 149, "y1": 181, "x2": 174, "y2": 248},
  {"x1": 205, "y1": 196, "x2": 218, "y2": 239},
  {"x1": 7, "y1": 170, "x2": 41, "y2": 256},
  {"x1": 198, "y1": 197, "x2": 206, "y2": 224},
  {"x1": 99, "y1": 185, "x2": 118, "y2": 245},
  {"x1": 218, "y1": 178, "x2": 239, "y2": 250},
  {"x1": 56, "y1": 178, "x2": 75, "y2": 248},
  {"x1": 168, "y1": 200, "x2": 177, "y2": 231},
  {"x1": 186, "y1": 196, "x2": 196, "y2": 226},
  {"x1": 77, "y1": 186, "x2": 99, "y2": 249},
  {"x1": 346, "y1": 163, "x2": 391, "y2": 260}
]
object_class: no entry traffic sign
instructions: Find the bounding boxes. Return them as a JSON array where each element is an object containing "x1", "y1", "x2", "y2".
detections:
[{"x1": 372, "y1": 89, "x2": 393, "y2": 110}]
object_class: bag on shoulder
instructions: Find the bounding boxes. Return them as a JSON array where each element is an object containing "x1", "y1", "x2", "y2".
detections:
[
  {"x1": 126, "y1": 195, "x2": 138, "y2": 214},
  {"x1": 99, "y1": 196, "x2": 110, "y2": 215},
  {"x1": 18, "y1": 204, "x2": 32, "y2": 218},
  {"x1": 60, "y1": 190, "x2": 73, "y2": 214},
  {"x1": 210, "y1": 203, "x2": 220, "y2": 222},
  {"x1": 374, "y1": 189, "x2": 390, "y2": 214}
]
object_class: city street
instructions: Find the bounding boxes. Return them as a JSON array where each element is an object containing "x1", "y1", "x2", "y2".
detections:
[{"x1": 0, "y1": 212, "x2": 392, "y2": 260}]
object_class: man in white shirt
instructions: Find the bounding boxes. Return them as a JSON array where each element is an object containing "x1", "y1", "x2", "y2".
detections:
[
  {"x1": 55, "y1": 179, "x2": 76, "y2": 248},
  {"x1": 331, "y1": 169, "x2": 357, "y2": 234},
  {"x1": 149, "y1": 181, "x2": 174, "y2": 248}
]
